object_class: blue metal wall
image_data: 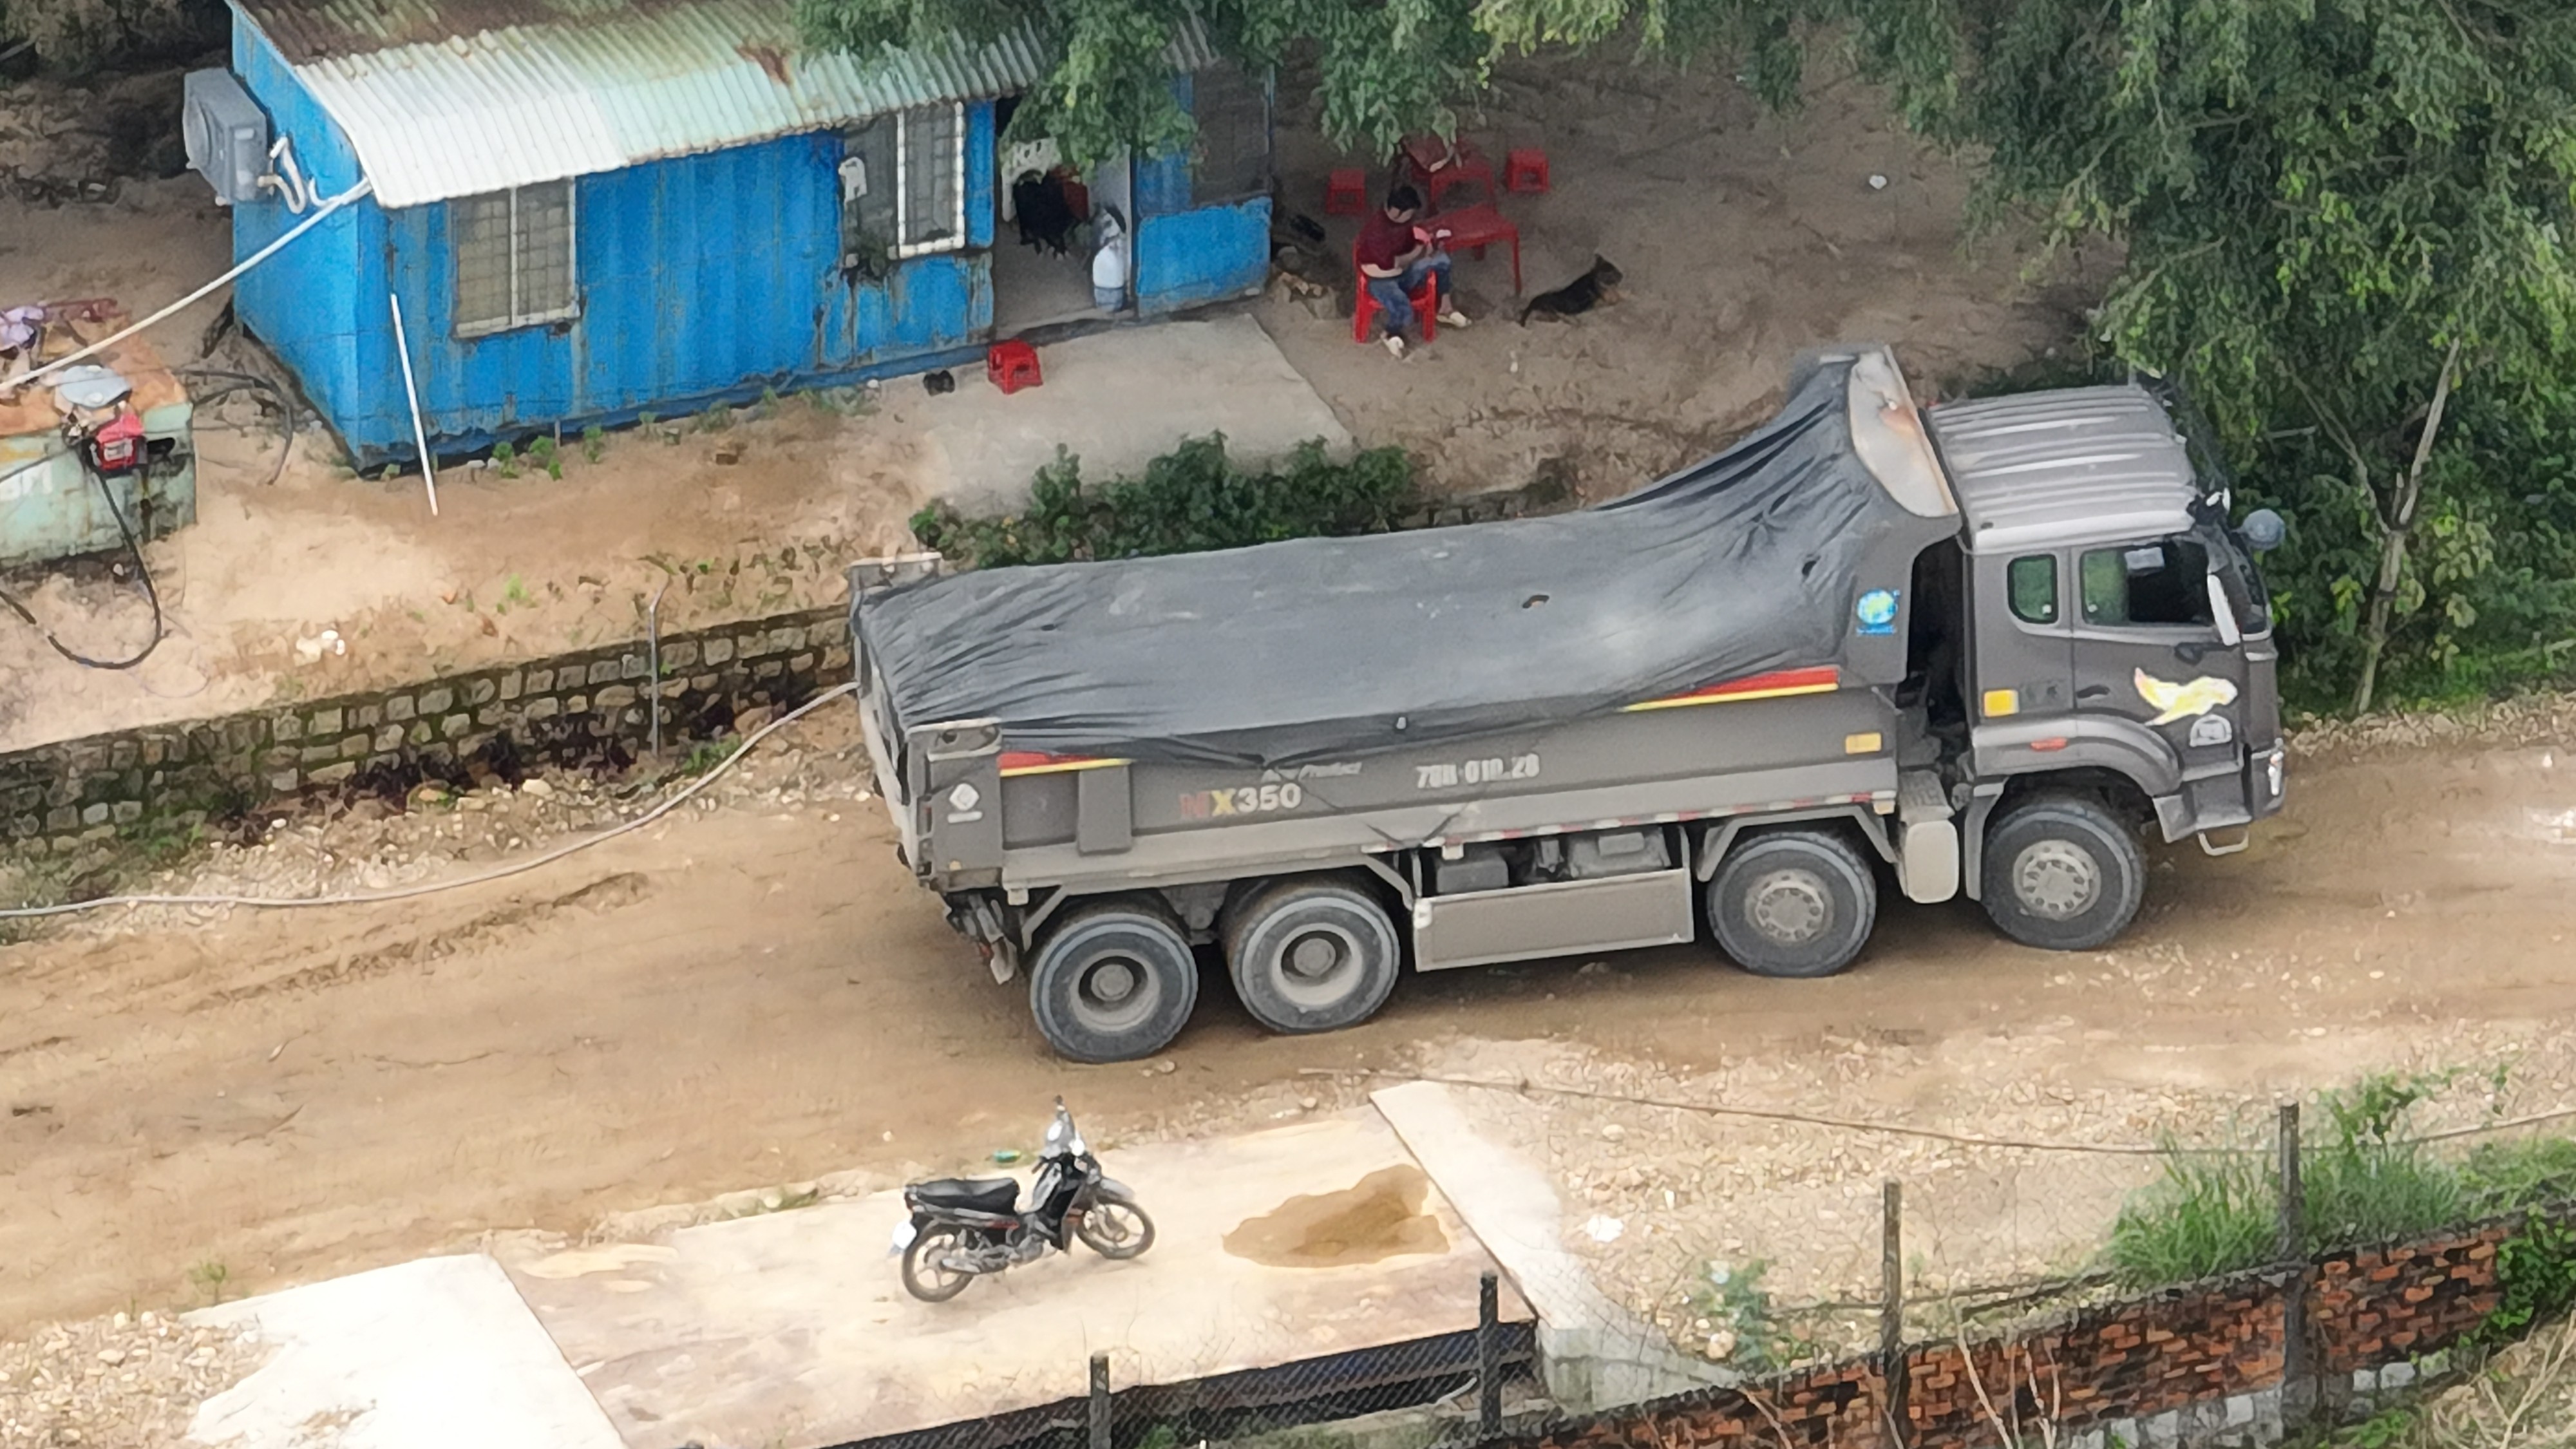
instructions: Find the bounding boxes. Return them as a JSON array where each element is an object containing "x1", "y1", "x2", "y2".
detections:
[
  {"x1": 231, "y1": 21, "x2": 387, "y2": 443},
  {"x1": 1130, "y1": 77, "x2": 1271, "y2": 316},
  {"x1": 231, "y1": 20, "x2": 1267, "y2": 465}
]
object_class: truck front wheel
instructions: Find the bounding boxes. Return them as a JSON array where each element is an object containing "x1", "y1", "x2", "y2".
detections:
[
  {"x1": 1980, "y1": 796, "x2": 2145, "y2": 951},
  {"x1": 1707, "y1": 829, "x2": 1877, "y2": 978},
  {"x1": 1222, "y1": 878, "x2": 1401, "y2": 1035},
  {"x1": 1028, "y1": 902, "x2": 1200, "y2": 1063}
]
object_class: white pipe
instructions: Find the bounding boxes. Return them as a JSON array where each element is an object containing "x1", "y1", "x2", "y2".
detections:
[
  {"x1": 386, "y1": 291, "x2": 439, "y2": 517},
  {"x1": 3, "y1": 175, "x2": 375, "y2": 395}
]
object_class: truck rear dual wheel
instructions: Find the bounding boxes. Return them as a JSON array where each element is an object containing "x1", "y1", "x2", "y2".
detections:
[
  {"x1": 1028, "y1": 902, "x2": 1200, "y2": 1064},
  {"x1": 1224, "y1": 878, "x2": 1402, "y2": 1035},
  {"x1": 1707, "y1": 829, "x2": 1878, "y2": 978},
  {"x1": 1980, "y1": 795, "x2": 2145, "y2": 951}
]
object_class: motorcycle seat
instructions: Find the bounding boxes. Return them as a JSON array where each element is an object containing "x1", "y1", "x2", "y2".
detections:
[{"x1": 911, "y1": 1177, "x2": 1020, "y2": 1215}]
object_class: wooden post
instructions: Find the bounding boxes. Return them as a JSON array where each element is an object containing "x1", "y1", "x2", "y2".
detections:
[
  {"x1": 1089, "y1": 1350, "x2": 1112, "y2": 1449},
  {"x1": 1478, "y1": 1269, "x2": 1502, "y2": 1436},
  {"x1": 2277, "y1": 1104, "x2": 2311, "y2": 1426},
  {"x1": 1882, "y1": 1180, "x2": 1908, "y2": 1446}
]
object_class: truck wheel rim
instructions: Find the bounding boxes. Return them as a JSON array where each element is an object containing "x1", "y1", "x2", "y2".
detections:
[
  {"x1": 1746, "y1": 869, "x2": 1832, "y2": 945},
  {"x1": 2012, "y1": 841, "x2": 2100, "y2": 919},
  {"x1": 1076, "y1": 956, "x2": 1157, "y2": 1030},
  {"x1": 1273, "y1": 925, "x2": 1361, "y2": 1008}
]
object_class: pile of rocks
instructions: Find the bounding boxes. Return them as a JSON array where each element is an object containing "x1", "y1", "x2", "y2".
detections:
[{"x1": 0, "y1": 1310, "x2": 263, "y2": 1448}]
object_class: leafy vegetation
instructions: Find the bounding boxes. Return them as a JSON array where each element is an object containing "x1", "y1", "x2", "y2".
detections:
[
  {"x1": 909, "y1": 434, "x2": 1417, "y2": 569},
  {"x1": 1688, "y1": 1258, "x2": 1810, "y2": 1374},
  {"x1": 2107, "y1": 1074, "x2": 2576, "y2": 1290}
]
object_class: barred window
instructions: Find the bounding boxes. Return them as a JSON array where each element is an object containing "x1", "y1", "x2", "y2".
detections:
[
  {"x1": 453, "y1": 181, "x2": 577, "y2": 336},
  {"x1": 895, "y1": 102, "x2": 965, "y2": 256},
  {"x1": 1189, "y1": 62, "x2": 1271, "y2": 205}
]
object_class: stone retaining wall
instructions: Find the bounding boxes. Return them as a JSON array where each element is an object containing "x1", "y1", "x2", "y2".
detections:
[{"x1": 0, "y1": 605, "x2": 849, "y2": 858}]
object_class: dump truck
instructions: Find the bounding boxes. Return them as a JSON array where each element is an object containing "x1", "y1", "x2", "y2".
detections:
[{"x1": 849, "y1": 345, "x2": 2286, "y2": 1063}]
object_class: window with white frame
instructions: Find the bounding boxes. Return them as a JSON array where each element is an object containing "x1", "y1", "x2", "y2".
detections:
[
  {"x1": 453, "y1": 181, "x2": 578, "y2": 336},
  {"x1": 894, "y1": 102, "x2": 965, "y2": 256}
]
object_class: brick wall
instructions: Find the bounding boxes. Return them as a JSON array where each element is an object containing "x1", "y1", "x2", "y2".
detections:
[
  {"x1": 1505, "y1": 1208, "x2": 2568, "y2": 1449},
  {"x1": 0, "y1": 605, "x2": 849, "y2": 858}
]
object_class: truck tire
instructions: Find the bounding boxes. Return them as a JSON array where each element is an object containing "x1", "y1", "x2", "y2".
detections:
[
  {"x1": 1027, "y1": 902, "x2": 1200, "y2": 1063},
  {"x1": 1706, "y1": 829, "x2": 1877, "y2": 978},
  {"x1": 1980, "y1": 795, "x2": 2145, "y2": 951},
  {"x1": 1222, "y1": 878, "x2": 1402, "y2": 1035}
]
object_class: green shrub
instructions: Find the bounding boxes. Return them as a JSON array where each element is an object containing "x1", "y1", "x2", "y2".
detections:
[
  {"x1": 909, "y1": 435, "x2": 1418, "y2": 569},
  {"x1": 2106, "y1": 1073, "x2": 2571, "y2": 1291}
]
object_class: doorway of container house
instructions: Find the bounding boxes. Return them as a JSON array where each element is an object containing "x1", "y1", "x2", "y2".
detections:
[{"x1": 990, "y1": 97, "x2": 1133, "y2": 334}]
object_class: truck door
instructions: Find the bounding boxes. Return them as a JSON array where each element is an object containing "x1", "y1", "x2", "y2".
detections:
[
  {"x1": 2067, "y1": 533, "x2": 2249, "y2": 829},
  {"x1": 1970, "y1": 549, "x2": 2074, "y2": 726}
]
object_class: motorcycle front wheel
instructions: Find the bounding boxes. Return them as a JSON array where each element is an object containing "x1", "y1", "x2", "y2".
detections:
[
  {"x1": 1075, "y1": 1202, "x2": 1156, "y2": 1260},
  {"x1": 901, "y1": 1225, "x2": 976, "y2": 1302}
]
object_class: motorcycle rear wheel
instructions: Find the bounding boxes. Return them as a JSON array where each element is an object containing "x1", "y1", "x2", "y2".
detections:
[
  {"x1": 1075, "y1": 1202, "x2": 1156, "y2": 1260},
  {"x1": 901, "y1": 1225, "x2": 976, "y2": 1302}
]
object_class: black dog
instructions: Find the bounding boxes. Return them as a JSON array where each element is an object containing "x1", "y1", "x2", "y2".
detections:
[
  {"x1": 1011, "y1": 171, "x2": 1079, "y2": 256},
  {"x1": 1519, "y1": 256, "x2": 1625, "y2": 324}
]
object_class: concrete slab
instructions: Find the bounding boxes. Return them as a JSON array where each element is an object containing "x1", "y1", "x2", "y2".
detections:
[
  {"x1": 898, "y1": 314, "x2": 1354, "y2": 512},
  {"x1": 500, "y1": 1110, "x2": 1522, "y2": 1449},
  {"x1": 185, "y1": 1253, "x2": 625, "y2": 1449},
  {"x1": 1370, "y1": 1081, "x2": 1728, "y2": 1411}
]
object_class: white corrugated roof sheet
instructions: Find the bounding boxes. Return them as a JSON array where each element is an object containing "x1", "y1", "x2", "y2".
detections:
[{"x1": 239, "y1": 0, "x2": 1220, "y2": 208}]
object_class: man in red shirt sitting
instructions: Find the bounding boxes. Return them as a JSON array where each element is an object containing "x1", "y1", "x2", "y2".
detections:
[{"x1": 1356, "y1": 184, "x2": 1471, "y2": 357}]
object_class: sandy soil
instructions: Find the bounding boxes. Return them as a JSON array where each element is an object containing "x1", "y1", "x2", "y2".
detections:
[
  {"x1": 4, "y1": 707, "x2": 2575, "y2": 1338},
  {"x1": 1258, "y1": 46, "x2": 2097, "y2": 498}
]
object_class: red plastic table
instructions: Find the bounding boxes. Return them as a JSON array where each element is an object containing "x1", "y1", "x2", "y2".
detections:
[{"x1": 1424, "y1": 203, "x2": 1522, "y2": 294}]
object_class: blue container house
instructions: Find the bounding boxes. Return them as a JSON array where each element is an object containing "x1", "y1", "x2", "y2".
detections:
[{"x1": 200, "y1": 0, "x2": 1274, "y2": 465}]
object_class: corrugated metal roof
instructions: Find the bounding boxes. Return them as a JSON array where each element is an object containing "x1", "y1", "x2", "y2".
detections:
[
  {"x1": 237, "y1": 0, "x2": 1221, "y2": 208},
  {"x1": 1924, "y1": 384, "x2": 2201, "y2": 554}
]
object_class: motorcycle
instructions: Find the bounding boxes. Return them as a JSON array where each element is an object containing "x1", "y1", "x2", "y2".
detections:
[{"x1": 889, "y1": 1099, "x2": 1156, "y2": 1302}]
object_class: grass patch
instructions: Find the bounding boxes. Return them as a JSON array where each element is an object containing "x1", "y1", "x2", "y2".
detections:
[{"x1": 2107, "y1": 1073, "x2": 2576, "y2": 1290}]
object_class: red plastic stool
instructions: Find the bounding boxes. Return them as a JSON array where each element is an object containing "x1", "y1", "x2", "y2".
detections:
[
  {"x1": 986, "y1": 339, "x2": 1041, "y2": 394},
  {"x1": 1351, "y1": 248, "x2": 1439, "y2": 346},
  {"x1": 1325, "y1": 167, "x2": 1369, "y2": 216},
  {"x1": 1504, "y1": 147, "x2": 1550, "y2": 194}
]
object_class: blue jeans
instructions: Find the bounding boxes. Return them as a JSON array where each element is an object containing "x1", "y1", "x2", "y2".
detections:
[{"x1": 1365, "y1": 253, "x2": 1452, "y2": 337}]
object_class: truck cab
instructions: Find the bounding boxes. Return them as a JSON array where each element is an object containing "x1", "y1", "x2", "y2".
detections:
[{"x1": 1924, "y1": 384, "x2": 2285, "y2": 944}]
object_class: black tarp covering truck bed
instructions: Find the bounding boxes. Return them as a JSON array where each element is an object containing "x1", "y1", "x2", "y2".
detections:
[{"x1": 854, "y1": 352, "x2": 1952, "y2": 768}]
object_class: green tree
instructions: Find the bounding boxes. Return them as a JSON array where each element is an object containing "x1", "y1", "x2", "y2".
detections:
[{"x1": 1924, "y1": 0, "x2": 2576, "y2": 711}]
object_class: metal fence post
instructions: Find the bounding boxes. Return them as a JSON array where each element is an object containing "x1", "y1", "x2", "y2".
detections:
[
  {"x1": 2277, "y1": 1103, "x2": 2311, "y2": 1427},
  {"x1": 1478, "y1": 1269, "x2": 1502, "y2": 1437},
  {"x1": 1881, "y1": 1180, "x2": 1908, "y2": 1447},
  {"x1": 1090, "y1": 1351, "x2": 1112, "y2": 1449}
]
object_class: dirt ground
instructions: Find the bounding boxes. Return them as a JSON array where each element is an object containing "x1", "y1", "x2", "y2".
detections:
[
  {"x1": 5, "y1": 704, "x2": 2576, "y2": 1344},
  {"x1": 3, "y1": 46, "x2": 2074, "y2": 752},
  {"x1": 1258, "y1": 46, "x2": 2094, "y2": 497}
]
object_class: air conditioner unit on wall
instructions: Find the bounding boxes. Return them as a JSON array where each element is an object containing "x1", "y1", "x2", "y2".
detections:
[{"x1": 183, "y1": 69, "x2": 270, "y2": 207}]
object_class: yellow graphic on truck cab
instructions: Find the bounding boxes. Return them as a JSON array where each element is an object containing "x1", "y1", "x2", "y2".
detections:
[{"x1": 2133, "y1": 669, "x2": 2239, "y2": 726}]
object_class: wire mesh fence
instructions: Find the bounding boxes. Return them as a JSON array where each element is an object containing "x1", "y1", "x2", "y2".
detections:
[{"x1": 822, "y1": 1276, "x2": 1541, "y2": 1449}]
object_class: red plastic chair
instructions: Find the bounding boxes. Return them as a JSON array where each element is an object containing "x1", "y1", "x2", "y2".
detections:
[
  {"x1": 1352, "y1": 245, "x2": 1439, "y2": 345},
  {"x1": 1398, "y1": 135, "x2": 1497, "y2": 211}
]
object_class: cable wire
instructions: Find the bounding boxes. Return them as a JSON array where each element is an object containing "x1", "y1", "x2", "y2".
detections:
[
  {"x1": 1305, "y1": 1069, "x2": 2576, "y2": 1157},
  {"x1": 0, "y1": 682, "x2": 860, "y2": 920},
  {"x1": 0, "y1": 455, "x2": 164, "y2": 670},
  {"x1": 1, "y1": 176, "x2": 377, "y2": 395}
]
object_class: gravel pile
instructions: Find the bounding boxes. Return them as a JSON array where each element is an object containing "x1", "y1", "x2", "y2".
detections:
[
  {"x1": 2293, "y1": 691, "x2": 2576, "y2": 761},
  {"x1": 0, "y1": 1310, "x2": 263, "y2": 1448}
]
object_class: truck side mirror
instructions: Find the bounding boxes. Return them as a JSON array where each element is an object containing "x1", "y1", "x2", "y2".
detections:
[
  {"x1": 2240, "y1": 508, "x2": 2286, "y2": 553},
  {"x1": 2207, "y1": 574, "x2": 2241, "y2": 648}
]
